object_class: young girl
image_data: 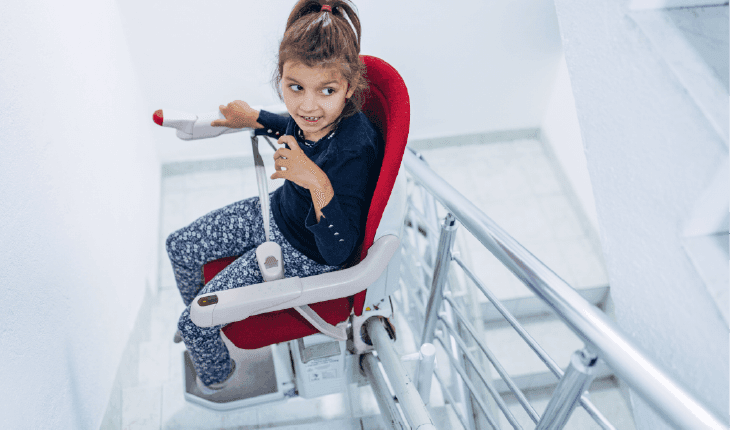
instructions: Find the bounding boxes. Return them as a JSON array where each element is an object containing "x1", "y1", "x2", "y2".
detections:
[{"x1": 166, "y1": 0, "x2": 381, "y2": 394}]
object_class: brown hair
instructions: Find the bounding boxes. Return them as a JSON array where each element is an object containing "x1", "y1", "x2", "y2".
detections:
[{"x1": 274, "y1": 0, "x2": 366, "y2": 119}]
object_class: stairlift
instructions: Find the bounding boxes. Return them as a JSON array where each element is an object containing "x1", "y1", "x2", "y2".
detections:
[{"x1": 153, "y1": 55, "x2": 412, "y2": 411}]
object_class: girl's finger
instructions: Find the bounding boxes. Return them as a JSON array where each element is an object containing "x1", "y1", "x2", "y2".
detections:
[
  {"x1": 284, "y1": 136, "x2": 301, "y2": 151},
  {"x1": 277, "y1": 135, "x2": 298, "y2": 149},
  {"x1": 274, "y1": 148, "x2": 289, "y2": 160}
]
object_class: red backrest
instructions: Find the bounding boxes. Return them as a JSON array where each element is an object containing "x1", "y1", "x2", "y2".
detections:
[
  {"x1": 211, "y1": 56, "x2": 409, "y2": 348},
  {"x1": 352, "y1": 55, "x2": 411, "y2": 315}
]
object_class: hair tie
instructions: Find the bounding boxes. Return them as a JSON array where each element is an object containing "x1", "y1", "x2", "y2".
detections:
[{"x1": 321, "y1": 5, "x2": 332, "y2": 12}]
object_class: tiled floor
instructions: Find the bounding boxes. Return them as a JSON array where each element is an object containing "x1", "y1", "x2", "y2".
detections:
[{"x1": 113, "y1": 137, "x2": 629, "y2": 429}]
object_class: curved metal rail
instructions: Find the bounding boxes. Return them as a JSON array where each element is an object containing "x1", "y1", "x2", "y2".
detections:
[{"x1": 402, "y1": 148, "x2": 726, "y2": 430}]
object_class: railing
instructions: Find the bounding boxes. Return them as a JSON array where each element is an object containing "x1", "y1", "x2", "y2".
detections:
[{"x1": 395, "y1": 148, "x2": 727, "y2": 430}]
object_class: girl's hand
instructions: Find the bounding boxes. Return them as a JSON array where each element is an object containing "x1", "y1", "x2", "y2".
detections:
[
  {"x1": 211, "y1": 100, "x2": 262, "y2": 129},
  {"x1": 271, "y1": 136, "x2": 334, "y2": 221}
]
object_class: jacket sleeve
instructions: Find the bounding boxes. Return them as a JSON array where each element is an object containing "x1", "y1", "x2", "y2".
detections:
[
  {"x1": 304, "y1": 147, "x2": 377, "y2": 266},
  {"x1": 256, "y1": 110, "x2": 289, "y2": 137}
]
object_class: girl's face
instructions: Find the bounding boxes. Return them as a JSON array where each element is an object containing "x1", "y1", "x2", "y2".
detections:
[{"x1": 281, "y1": 61, "x2": 355, "y2": 142}]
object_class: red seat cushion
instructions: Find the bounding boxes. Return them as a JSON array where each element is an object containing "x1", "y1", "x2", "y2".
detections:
[
  {"x1": 203, "y1": 257, "x2": 353, "y2": 349},
  {"x1": 203, "y1": 55, "x2": 410, "y2": 349}
]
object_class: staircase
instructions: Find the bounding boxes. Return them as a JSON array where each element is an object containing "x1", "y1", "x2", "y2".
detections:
[
  {"x1": 104, "y1": 135, "x2": 636, "y2": 429},
  {"x1": 401, "y1": 140, "x2": 636, "y2": 429}
]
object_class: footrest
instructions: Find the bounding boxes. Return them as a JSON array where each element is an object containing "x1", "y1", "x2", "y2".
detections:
[{"x1": 182, "y1": 340, "x2": 295, "y2": 410}]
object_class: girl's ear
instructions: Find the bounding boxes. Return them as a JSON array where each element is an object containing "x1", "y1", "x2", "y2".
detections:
[{"x1": 345, "y1": 83, "x2": 355, "y2": 99}]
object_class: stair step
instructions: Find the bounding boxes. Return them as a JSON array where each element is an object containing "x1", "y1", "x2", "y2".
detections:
[
  {"x1": 481, "y1": 285, "x2": 609, "y2": 324},
  {"x1": 482, "y1": 318, "x2": 612, "y2": 393},
  {"x1": 499, "y1": 382, "x2": 636, "y2": 430}
]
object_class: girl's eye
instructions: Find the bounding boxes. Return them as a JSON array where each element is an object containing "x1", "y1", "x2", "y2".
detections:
[
  {"x1": 289, "y1": 84, "x2": 303, "y2": 92},
  {"x1": 321, "y1": 88, "x2": 335, "y2": 96}
]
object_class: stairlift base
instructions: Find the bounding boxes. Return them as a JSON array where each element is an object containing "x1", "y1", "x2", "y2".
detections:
[{"x1": 181, "y1": 328, "x2": 371, "y2": 410}]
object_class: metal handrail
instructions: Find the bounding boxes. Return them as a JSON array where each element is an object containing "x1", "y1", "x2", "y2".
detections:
[
  {"x1": 434, "y1": 333, "x2": 501, "y2": 429},
  {"x1": 450, "y1": 256, "x2": 614, "y2": 429},
  {"x1": 443, "y1": 293, "x2": 540, "y2": 424},
  {"x1": 438, "y1": 314, "x2": 523, "y2": 428},
  {"x1": 433, "y1": 369, "x2": 470, "y2": 429},
  {"x1": 402, "y1": 149, "x2": 727, "y2": 430}
]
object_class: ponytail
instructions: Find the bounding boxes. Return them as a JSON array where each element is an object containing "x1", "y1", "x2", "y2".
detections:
[{"x1": 274, "y1": 1, "x2": 366, "y2": 119}]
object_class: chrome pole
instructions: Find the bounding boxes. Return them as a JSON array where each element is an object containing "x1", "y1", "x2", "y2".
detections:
[
  {"x1": 250, "y1": 132, "x2": 270, "y2": 242},
  {"x1": 420, "y1": 213, "x2": 458, "y2": 347},
  {"x1": 536, "y1": 349, "x2": 599, "y2": 430},
  {"x1": 366, "y1": 318, "x2": 438, "y2": 430}
]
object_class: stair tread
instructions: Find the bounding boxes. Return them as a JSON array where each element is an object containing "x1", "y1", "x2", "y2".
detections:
[{"x1": 484, "y1": 319, "x2": 588, "y2": 381}]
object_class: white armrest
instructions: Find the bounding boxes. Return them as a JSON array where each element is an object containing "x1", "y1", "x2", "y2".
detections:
[{"x1": 191, "y1": 235, "x2": 400, "y2": 327}]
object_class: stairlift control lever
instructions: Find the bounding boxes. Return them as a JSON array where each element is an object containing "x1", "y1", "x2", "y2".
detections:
[
  {"x1": 153, "y1": 108, "x2": 250, "y2": 140},
  {"x1": 152, "y1": 104, "x2": 286, "y2": 141}
]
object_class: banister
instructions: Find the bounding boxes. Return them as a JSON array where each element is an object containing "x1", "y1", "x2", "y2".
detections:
[{"x1": 402, "y1": 148, "x2": 727, "y2": 430}]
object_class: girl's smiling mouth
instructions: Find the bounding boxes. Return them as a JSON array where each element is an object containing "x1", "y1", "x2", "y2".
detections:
[{"x1": 301, "y1": 116, "x2": 320, "y2": 123}]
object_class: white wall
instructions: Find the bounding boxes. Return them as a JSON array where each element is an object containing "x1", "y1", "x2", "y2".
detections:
[
  {"x1": 541, "y1": 54, "x2": 599, "y2": 232},
  {"x1": 114, "y1": 0, "x2": 564, "y2": 163},
  {"x1": 0, "y1": 1, "x2": 160, "y2": 429},
  {"x1": 552, "y1": 0, "x2": 728, "y2": 428}
]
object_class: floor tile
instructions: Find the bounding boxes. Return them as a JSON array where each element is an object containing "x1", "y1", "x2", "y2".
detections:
[
  {"x1": 139, "y1": 341, "x2": 170, "y2": 386},
  {"x1": 122, "y1": 385, "x2": 162, "y2": 430}
]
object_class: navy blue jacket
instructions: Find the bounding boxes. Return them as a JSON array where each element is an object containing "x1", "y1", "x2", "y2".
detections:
[{"x1": 257, "y1": 109, "x2": 382, "y2": 267}]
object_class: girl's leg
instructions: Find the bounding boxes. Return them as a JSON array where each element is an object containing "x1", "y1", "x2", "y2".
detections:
[
  {"x1": 178, "y1": 247, "x2": 259, "y2": 386},
  {"x1": 166, "y1": 195, "x2": 266, "y2": 306},
  {"x1": 178, "y1": 211, "x2": 340, "y2": 386}
]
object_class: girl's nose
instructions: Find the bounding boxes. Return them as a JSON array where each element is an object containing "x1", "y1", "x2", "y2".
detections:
[{"x1": 300, "y1": 92, "x2": 317, "y2": 112}]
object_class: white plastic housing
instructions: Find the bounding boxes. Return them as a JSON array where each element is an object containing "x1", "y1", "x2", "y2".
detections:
[
  {"x1": 256, "y1": 241, "x2": 284, "y2": 282},
  {"x1": 290, "y1": 334, "x2": 347, "y2": 398}
]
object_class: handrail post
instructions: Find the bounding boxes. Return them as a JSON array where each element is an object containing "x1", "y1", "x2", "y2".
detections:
[
  {"x1": 420, "y1": 213, "x2": 458, "y2": 347},
  {"x1": 414, "y1": 343, "x2": 437, "y2": 405},
  {"x1": 536, "y1": 348, "x2": 599, "y2": 430}
]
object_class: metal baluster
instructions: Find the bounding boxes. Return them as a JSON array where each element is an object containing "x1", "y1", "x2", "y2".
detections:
[
  {"x1": 421, "y1": 213, "x2": 458, "y2": 346},
  {"x1": 536, "y1": 348, "x2": 599, "y2": 430}
]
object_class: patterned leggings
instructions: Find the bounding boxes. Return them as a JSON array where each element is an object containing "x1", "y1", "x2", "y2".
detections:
[{"x1": 166, "y1": 195, "x2": 339, "y2": 385}]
